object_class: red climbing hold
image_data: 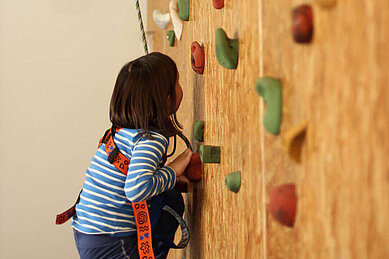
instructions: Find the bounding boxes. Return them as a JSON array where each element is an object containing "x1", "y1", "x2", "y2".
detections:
[
  {"x1": 213, "y1": 0, "x2": 224, "y2": 9},
  {"x1": 292, "y1": 5, "x2": 313, "y2": 43},
  {"x1": 184, "y1": 152, "x2": 202, "y2": 181},
  {"x1": 269, "y1": 183, "x2": 297, "y2": 227},
  {"x1": 191, "y1": 41, "x2": 205, "y2": 74}
]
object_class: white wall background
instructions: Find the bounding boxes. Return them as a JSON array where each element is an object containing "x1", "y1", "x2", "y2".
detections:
[{"x1": 0, "y1": 0, "x2": 148, "y2": 258}]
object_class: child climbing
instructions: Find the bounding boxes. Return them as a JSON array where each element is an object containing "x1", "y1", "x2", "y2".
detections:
[{"x1": 59, "y1": 52, "x2": 192, "y2": 259}]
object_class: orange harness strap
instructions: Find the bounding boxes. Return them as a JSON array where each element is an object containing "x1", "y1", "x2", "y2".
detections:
[
  {"x1": 57, "y1": 127, "x2": 155, "y2": 259},
  {"x1": 55, "y1": 191, "x2": 81, "y2": 225},
  {"x1": 101, "y1": 127, "x2": 130, "y2": 175},
  {"x1": 133, "y1": 201, "x2": 156, "y2": 258}
]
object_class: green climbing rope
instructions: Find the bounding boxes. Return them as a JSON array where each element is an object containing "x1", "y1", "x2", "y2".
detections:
[{"x1": 134, "y1": 0, "x2": 148, "y2": 54}]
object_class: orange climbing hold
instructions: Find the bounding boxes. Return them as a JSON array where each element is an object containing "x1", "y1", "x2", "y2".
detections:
[
  {"x1": 213, "y1": 0, "x2": 224, "y2": 9},
  {"x1": 184, "y1": 152, "x2": 202, "y2": 181},
  {"x1": 269, "y1": 184, "x2": 297, "y2": 227},
  {"x1": 191, "y1": 42, "x2": 205, "y2": 74},
  {"x1": 284, "y1": 121, "x2": 307, "y2": 163},
  {"x1": 292, "y1": 5, "x2": 313, "y2": 43}
]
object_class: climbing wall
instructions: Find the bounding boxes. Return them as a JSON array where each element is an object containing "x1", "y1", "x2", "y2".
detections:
[{"x1": 147, "y1": 0, "x2": 389, "y2": 258}]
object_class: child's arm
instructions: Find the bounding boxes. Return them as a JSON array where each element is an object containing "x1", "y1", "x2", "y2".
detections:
[{"x1": 124, "y1": 133, "x2": 190, "y2": 203}]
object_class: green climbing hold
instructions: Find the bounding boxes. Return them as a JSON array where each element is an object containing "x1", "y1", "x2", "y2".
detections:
[
  {"x1": 200, "y1": 145, "x2": 220, "y2": 163},
  {"x1": 255, "y1": 77, "x2": 282, "y2": 135},
  {"x1": 178, "y1": 0, "x2": 189, "y2": 21},
  {"x1": 167, "y1": 30, "x2": 175, "y2": 47},
  {"x1": 215, "y1": 28, "x2": 239, "y2": 69},
  {"x1": 225, "y1": 171, "x2": 241, "y2": 193},
  {"x1": 193, "y1": 121, "x2": 204, "y2": 142}
]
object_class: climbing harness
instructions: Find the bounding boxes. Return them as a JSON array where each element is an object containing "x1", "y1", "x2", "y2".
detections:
[
  {"x1": 56, "y1": 127, "x2": 154, "y2": 257},
  {"x1": 55, "y1": 0, "x2": 149, "y2": 222},
  {"x1": 56, "y1": 127, "x2": 190, "y2": 258}
]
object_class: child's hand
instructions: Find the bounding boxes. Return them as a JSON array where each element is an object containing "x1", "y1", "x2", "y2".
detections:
[
  {"x1": 176, "y1": 175, "x2": 190, "y2": 185},
  {"x1": 167, "y1": 148, "x2": 193, "y2": 177}
]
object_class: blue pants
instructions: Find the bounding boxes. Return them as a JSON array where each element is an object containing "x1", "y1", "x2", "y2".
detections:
[{"x1": 73, "y1": 190, "x2": 185, "y2": 259}]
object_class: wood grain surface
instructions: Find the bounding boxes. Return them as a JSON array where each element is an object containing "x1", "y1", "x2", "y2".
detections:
[{"x1": 146, "y1": 0, "x2": 389, "y2": 258}]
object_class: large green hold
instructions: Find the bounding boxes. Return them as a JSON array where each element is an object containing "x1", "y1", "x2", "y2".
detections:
[
  {"x1": 193, "y1": 121, "x2": 204, "y2": 142},
  {"x1": 255, "y1": 77, "x2": 282, "y2": 135},
  {"x1": 167, "y1": 30, "x2": 175, "y2": 47},
  {"x1": 215, "y1": 28, "x2": 239, "y2": 69},
  {"x1": 200, "y1": 145, "x2": 220, "y2": 163},
  {"x1": 178, "y1": 0, "x2": 189, "y2": 21}
]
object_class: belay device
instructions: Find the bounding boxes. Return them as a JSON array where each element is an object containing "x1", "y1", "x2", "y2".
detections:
[{"x1": 56, "y1": 127, "x2": 190, "y2": 258}]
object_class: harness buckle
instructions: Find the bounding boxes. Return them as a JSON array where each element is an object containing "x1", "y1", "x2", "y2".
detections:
[
  {"x1": 108, "y1": 147, "x2": 120, "y2": 164},
  {"x1": 101, "y1": 129, "x2": 110, "y2": 143}
]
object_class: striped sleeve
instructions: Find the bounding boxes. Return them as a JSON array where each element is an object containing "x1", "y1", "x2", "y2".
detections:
[{"x1": 124, "y1": 134, "x2": 176, "y2": 203}]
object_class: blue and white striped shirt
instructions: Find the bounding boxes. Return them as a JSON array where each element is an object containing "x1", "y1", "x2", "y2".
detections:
[{"x1": 71, "y1": 128, "x2": 176, "y2": 237}]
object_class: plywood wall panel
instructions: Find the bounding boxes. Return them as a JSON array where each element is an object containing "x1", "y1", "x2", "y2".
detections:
[
  {"x1": 147, "y1": 0, "x2": 389, "y2": 258},
  {"x1": 148, "y1": 0, "x2": 264, "y2": 258},
  {"x1": 262, "y1": 0, "x2": 389, "y2": 258},
  {"x1": 261, "y1": 1, "x2": 308, "y2": 258}
]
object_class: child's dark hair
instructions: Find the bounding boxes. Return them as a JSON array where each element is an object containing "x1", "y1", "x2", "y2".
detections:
[{"x1": 110, "y1": 52, "x2": 182, "y2": 138}]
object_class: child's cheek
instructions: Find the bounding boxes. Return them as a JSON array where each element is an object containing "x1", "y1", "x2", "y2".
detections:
[{"x1": 175, "y1": 85, "x2": 183, "y2": 111}]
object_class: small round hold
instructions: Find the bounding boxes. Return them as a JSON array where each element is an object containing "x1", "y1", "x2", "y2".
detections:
[
  {"x1": 292, "y1": 5, "x2": 314, "y2": 43},
  {"x1": 225, "y1": 171, "x2": 241, "y2": 193},
  {"x1": 191, "y1": 42, "x2": 205, "y2": 74},
  {"x1": 213, "y1": 0, "x2": 224, "y2": 9}
]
